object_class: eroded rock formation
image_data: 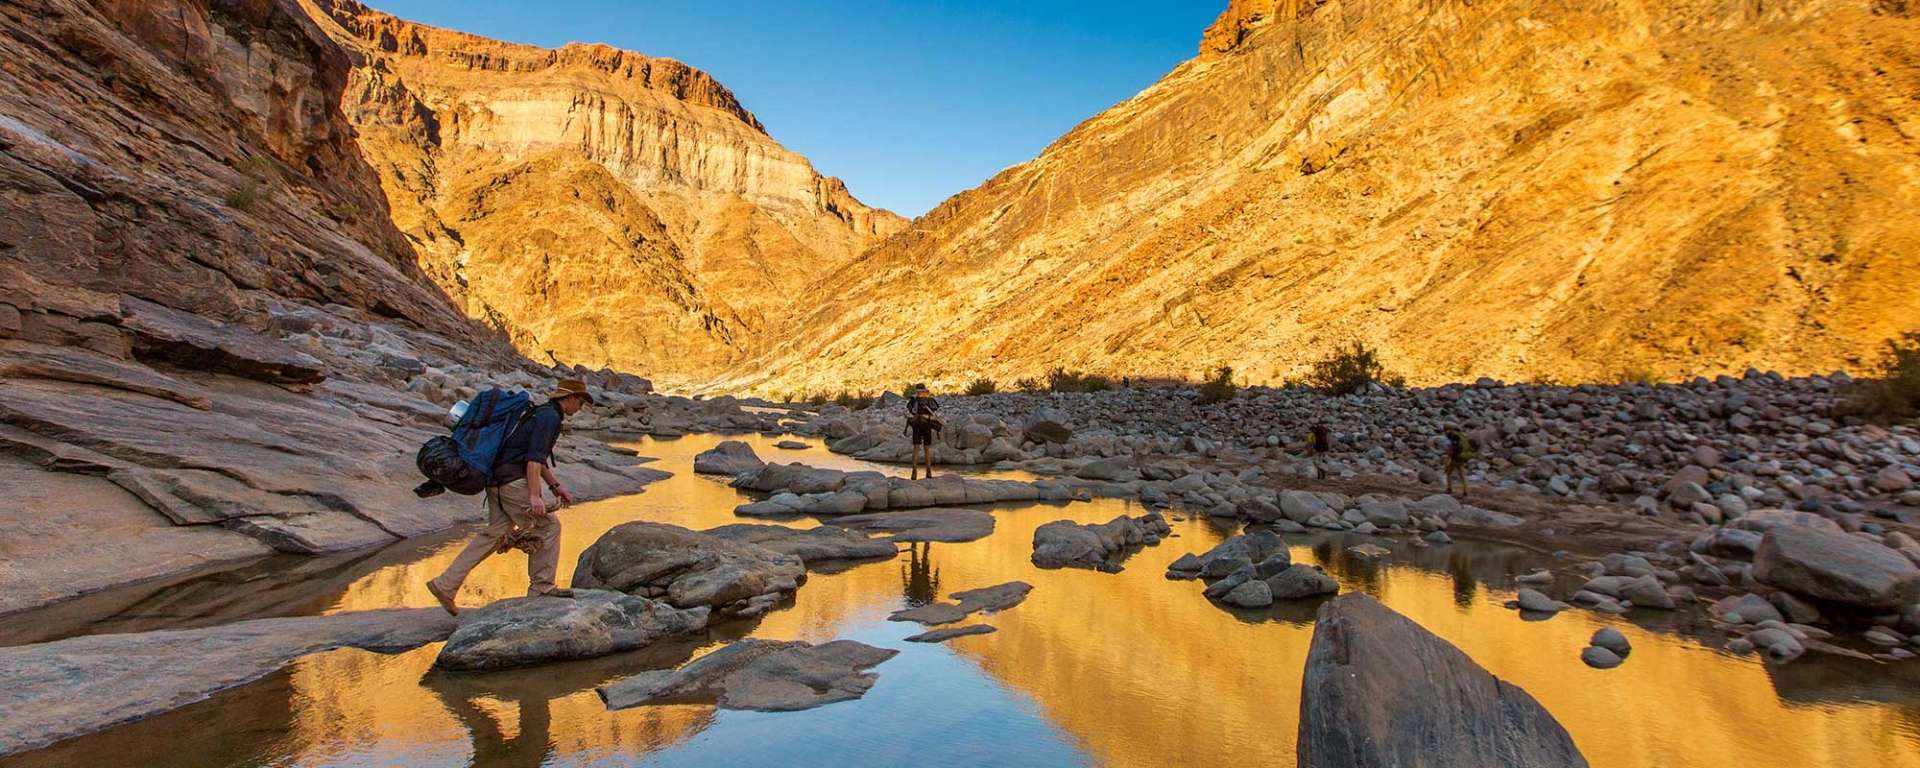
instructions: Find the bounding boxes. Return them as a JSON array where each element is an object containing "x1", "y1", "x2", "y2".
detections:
[{"x1": 725, "y1": 0, "x2": 1920, "y2": 393}]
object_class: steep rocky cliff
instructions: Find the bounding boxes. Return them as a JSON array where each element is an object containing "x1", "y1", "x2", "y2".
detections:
[
  {"x1": 726, "y1": 0, "x2": 1920, "y2": 393},
  {"x1": 302, "y1": 0, "x2": 904, "y2": 385}
]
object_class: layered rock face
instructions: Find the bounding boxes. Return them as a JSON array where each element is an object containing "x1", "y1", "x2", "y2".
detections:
[
  {"x1": 303, "y1": 0, "x2": 904, "y2": 385},
  {"x1": 726, "y1": 0, "x2": 1920, "y2": 393}
]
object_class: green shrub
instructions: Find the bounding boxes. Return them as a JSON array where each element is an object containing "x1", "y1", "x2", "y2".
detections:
[
  {"x1": 964, "y1": 377, "x2": 997, "y2": 396},
  {"x1": 1305, "y1": 341, "x2": 1403, "y2": 395},
  {"x1": 224, "y1": 178, "x2": 266, "y2": 210},
  {"x1": 1015, "y1": 377, "x2": 1042, "y2": 393},
  {"x1": 1195, "y1": 365, "x2": 1237, "y2": 405},
  {"x1": 1842, "y1": 332, "x2": 1920, "y2": 420},
  {"x1": 1047, "y1": 367, "x2": 1112, "y2": 393},
  {"x1": 833, "y1": 390, "x2": 876, "y2": 411},
  {"x1": 1616, "y1": 367, "x2": 1659, "y2": 386}
]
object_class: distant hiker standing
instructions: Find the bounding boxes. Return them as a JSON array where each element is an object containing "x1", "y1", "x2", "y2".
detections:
[
  {"x1": 905, "y1": 385, "x2": 943, "y2": 480},
  {"x1": 1303, "y1": 423, "x2": 1332, "y2": 479},
  {"x1": 426, "y1": 378, "x2": 595, "y2": 614},
  {"x1": 1444, "y1": 425, "x2": 1477, "y2": 500}
]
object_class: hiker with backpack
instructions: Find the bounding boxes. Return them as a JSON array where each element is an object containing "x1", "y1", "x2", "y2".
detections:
[
  {"x1": 1302, "y1": 423, "x2": 1332, "y2": 479},
  {"x1": 1444, "y1": 424, "x2": 1477, "y2": 500},
  {"x1": 905, "y1": 384, "x2": 942, "y2": 479},
  {"x1": 424, "y1": 378, "x2": 595, "y2": 615}
]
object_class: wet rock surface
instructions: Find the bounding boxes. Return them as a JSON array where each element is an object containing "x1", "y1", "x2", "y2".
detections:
[
  {"x1": 598, "y1": 638, "x2": 899, "y2": 712},
  {"x1": 906, "y1": 624, "x2": 997, "y2": 643},
  {"x1": 693, "y1": 440, "x2": 765, "y2": 475},
  {"x1": 889, "y1": 581, "x2": 1033, "y2": 626},
  {"x1": 731, "y1": 463, "x2": 1075, "y2": 516},
  {"x1": 828, "y1": 508, "x2": 997, "y2": 543},
  {"x1": 1753, "y1": 526, "x2": 1920, "y2": 609},
  {"x1": 572, "y1": 522, "x2": 806, "y2": 618},
  {"x1": 0, "y1": 609, "x2": 455, "y2": 756},
  {"x1": 704, "y1": 523, "x2": 899, "y2": 564},
  {"x1": 1298, "y1": 594, "x2": 1589, "y2": 768},
  {"x1": 434, "y1": 591, "x2": 710, "y2": 671}
]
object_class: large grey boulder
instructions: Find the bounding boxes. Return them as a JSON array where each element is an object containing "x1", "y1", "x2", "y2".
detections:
[
  {"x1": 1753, "y1": 526, "x2": 1920, "y2": 609},
  {"x1": 435, "y1": 591, "x2": 710, "y2": 671},
  {"x1": 1031, "y1": 512, "x2": 1170, "y2": 571},
  {"x1": 1298, "y1": 594, "x2": 1588, "y2": 767},
  {"x1": 1190, "y1": 529, "x2": 1289, "y2": 579},
  {"x1": 572, "y1": 522, "x2": 806, "y2": 618},
  {"x1": 1022, "y1": 407, "x2": 1074, "y2": 444},
  {"x1": 598, "y1": 638, "x2": 898, "y2": 712},
  {"x1": 1266, "y1": 564, "x2": 1340, "y2": 599},
  {"x1": 692, "y1": 440, "x2": 764, "y2": 475}
]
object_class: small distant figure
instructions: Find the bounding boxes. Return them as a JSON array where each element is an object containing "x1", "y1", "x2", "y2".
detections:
[
  {"x1": 905, "y1": 384, "x2": 943, "y2": 479},
  {"x1": 1303, "y1": 423, "x2": 1332, "y2": 479},
  {"x1": 1445, "y1": 424, "x2": 1477, "y2": 499}
]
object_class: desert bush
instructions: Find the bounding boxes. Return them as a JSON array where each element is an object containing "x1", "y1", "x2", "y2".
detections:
[
  {"x1": 1305, "y1": 341, "x2": 1403, "y2": 395},
  {"x1": 833, "y1": 390, "x2": 876, "y2": 411},
  {"x1": 224, "y1": 178, "x2": 266, "y2": 210},
  {"x1": 1014, "y1": 377, "x2": 1042, "y2": 393},
  {"x1": 1616, "y1": 367, "x2": 1659, "y2": 386},
  {"x1": 964, "y1": 377, "x2": 997, "y2": 396},
  {"x1": 1047, "y1": 367, "x2": 1112, "y2": 392},
  {"x1": 1195, "y1": 365, "x2": 1237, "y2": 405},
  {"x1": 1841, "y1": 332, "x2": 1920, "y2": 420}
]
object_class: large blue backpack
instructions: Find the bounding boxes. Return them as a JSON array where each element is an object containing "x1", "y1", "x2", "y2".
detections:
[{"x1": 413, "y1": 388, "x2": 533, "y2": 496}]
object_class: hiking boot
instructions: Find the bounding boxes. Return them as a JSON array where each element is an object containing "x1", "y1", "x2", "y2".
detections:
[{"x1": 426, "y1": 580, "x2": 459, "y2": 616}]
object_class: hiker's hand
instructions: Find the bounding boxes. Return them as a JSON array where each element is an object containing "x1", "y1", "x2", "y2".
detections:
[
  {"x1": 554, "y1": 485, "x2": 575, "y2": 508},
  {"x1": 527, "y1": 490, "x2": 549, "y2": 518}
]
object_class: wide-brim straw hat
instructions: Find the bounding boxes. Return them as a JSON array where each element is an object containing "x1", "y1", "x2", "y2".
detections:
[{"x1": 549, "y1": 377, "x2": 597, "y2": 404}]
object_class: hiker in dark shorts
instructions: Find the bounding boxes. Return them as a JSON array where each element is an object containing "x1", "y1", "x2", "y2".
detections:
[
  {"x1": 1303, "y1": 423, "x2": 1332, "y2": 479},
  {"x1": 1444, "y1": 425, "x2": 1476, "y2": 500},
  {"x1": 426, "y1": 378, "x2": 594, "y2": 615},
  {"x1": 905, "y1": 385, "x2": 942, "y2": 479}
]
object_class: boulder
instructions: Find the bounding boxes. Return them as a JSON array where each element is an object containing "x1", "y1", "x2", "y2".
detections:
[
  {"x1": 1030, "y1": 512, "x2": 1169, "y2": 571},
  {"x1": 1299, "y1": 594, "x2": 1587, "y2": 767},
  {"x1": 1266, "y1": 564, "x2": 1339, "y2": 600},
  {"x1": 1022, "y1": 408, "x2": 1074, "y2": 444},
  {"x1": 598, "y1": 638, "x2": 897, "y2": 712},
  {"x1": 1590, "y1": 627, "x2": 1632, "y2": 656},
  {"x1": 1753, "y1": 527, "x2": 1920, "y2": 609},
  {"x1": 1194, "y1": 530, "x2": 1288, "y2": 579},
  {"x1": 1712, "y1": 593, "x2": 1784, "y2": 625},
  {"x1": 572, "y1": 522, "x2": 806, "y2": 617},
  {"x1": 1618, "y1": 575, "x2": 1676, "y2": 610},
  {"x1": 1514, "y1": 588, "x2": 1568, "y2": 614},
  {"x1": 692, "y1": 440, "x2": 764, "y2": 475},
  {"x1": 1358, "y1": 500, "x2": 1411, "y2": 527},
  {"x1": 434, "y1": 591, "x2": 709, "y2": 671},
  {"x1": 951, "y1": 581, "x2": 1033, "y2": 613},
  {"x1": 1280, "y1": 490, "x2": 1334, "y2": 523},
  {"x1": 1223, "y1": 579, "x2": 1275, "y2": 608},
  {"x1": 1580, "y1": 646, "x2": 1623, "y2": 669}
]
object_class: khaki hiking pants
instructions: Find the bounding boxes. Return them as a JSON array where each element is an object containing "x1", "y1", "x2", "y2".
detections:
[{"x1": 429, "y1": 479, "x2": 562, "y2": 597}]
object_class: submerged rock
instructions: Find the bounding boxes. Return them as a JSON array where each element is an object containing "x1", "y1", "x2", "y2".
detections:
[
  {"x1": 888, "y1": 602, "x2": 971, "y2": 625},
  {"x1": 1298, "y1": 594, "x2": 1588, "y2": 767},
  {"x1": 829, "y1": 508, "x2": 996, "y2": 543},
  {"x1": 598, "y1": 638, "x2": 898, "y2": 712},
  {"x1": 905, "y1": 624, "x2": 998, "y2": 643},
  {"x1": 951, "y1": 581, "x2": 1033, "y2": 613},
  {"x1": 435, "y1": 591, "x2": 709, "y2": 671},
  {"x1": 572, "y1": 522, "x2": 806, "y2": 618}
]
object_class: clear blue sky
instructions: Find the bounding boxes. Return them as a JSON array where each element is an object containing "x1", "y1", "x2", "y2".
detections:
[{"x1": 369, "y1": 1, "x2": 1224, "y2": 217}]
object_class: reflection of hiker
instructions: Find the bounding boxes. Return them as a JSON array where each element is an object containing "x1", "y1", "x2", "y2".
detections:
[
  {"x1": 428, "y1": 677, "x2": 553, "y2": 768},
  {"x1": 904, "y1": 385, "x2": 942, "y2": 480},
  {"x1": 427, "y1": 378, "x2": 594, "y2": 614},
  {"x1": 1302, "y1": 423, "x2": 1332, "y2": 479},
  {"x1": 901, "y1": 541, "x2": 939, "y2": 605},
  {"x1": 1444, "y1": 425, "x2": 1477, "y2": 500}
]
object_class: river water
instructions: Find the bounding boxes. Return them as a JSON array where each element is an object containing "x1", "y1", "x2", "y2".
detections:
[{"x1": 3, "y1": 433, "x2": 1917, "y2": 767}]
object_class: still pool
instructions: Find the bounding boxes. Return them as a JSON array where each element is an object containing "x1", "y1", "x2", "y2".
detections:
[{"x1": 3, "y1": 433, "x2": 1917, "y2": 767}]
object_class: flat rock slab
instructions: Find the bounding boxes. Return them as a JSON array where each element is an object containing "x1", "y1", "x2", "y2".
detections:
[
  {"x1": 598, "y1": 638, "x2": 898, "y2": 712},
  {"x1": 0, "y1": 608, "x2": 454, "y2": 756},
  {"x1": 829, "y1": 508, "x2": 995, "y2": 543},
  {"x1": 906, "y1": 624, "x2": 997, "y2": 643},
  {"x1": 704, "y1": 523, "x2": 898, "y2": 565},
  {"x1": 1298, "y1": 594, "x2": 1588, "y2": 768},
  {"x1": 951, "y1": 581, "x2": 1033, "y2": 613},
  {"x1": 434, "y1": 591, "x2": 710, "y2": 671},
  {"x1": 889, "y1": 602, "x2": 972, "y2": 625}
]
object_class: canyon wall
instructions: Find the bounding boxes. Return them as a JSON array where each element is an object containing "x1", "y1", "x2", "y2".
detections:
[
  {"x1": 303, "y1": 0, "x2": 904, "y2": 386},
  {"x1": 725, "y1": 0, "x2": 1920, "y2": 393}
]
